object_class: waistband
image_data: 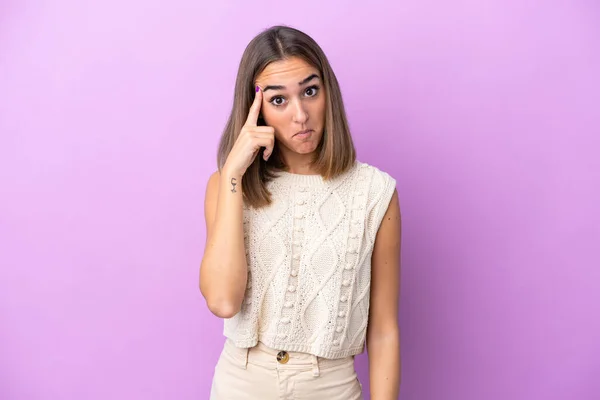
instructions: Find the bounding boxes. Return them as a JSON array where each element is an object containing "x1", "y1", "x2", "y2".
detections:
[{"x1": 222, "y1": 338, "x2": 354, "y2": 377}]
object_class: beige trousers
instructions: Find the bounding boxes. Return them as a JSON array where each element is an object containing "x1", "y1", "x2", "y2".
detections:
[{"x1": 209, "y1": 339, "x2": 364, "y2": 399}]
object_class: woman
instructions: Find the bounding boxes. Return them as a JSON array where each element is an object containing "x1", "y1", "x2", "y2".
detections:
[{"x1": 200, "y1": 25, "x2": 401, "y2": 399}]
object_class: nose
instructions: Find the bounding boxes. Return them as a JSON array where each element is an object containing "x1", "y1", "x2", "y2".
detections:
[{"x1": 291, "y1": 100, "x2": 309, "y2": 124}]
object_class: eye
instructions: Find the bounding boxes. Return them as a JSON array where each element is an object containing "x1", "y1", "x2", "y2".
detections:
[
  {"x1": 269, "y1": 96, "x2": 286, "y2": 107},
  {"x1": 304, "y1": 85, "x2": 320, "y2": 97}
]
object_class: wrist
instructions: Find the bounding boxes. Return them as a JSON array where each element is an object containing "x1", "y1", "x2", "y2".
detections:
[{"x1": 221, "y1": 166, "x2": 244, "y2": 181}]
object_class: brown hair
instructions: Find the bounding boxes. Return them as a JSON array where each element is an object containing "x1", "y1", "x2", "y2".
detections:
[{"x1": 217, "y1": 25, "x2": 356, "y2": 208}]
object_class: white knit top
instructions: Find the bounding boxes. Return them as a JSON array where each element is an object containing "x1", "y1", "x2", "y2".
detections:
[{"x1": 223, "y1": 161, "x2": 396, "y2": 359}]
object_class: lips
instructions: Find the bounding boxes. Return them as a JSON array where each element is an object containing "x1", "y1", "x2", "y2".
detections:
[{"x1": 294, "y1": 129, "x2": 312, "y2": 136}]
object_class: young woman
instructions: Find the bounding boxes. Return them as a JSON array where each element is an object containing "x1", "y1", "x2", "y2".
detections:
[{"x1": 200, "y1": 25, "x2": 402, "y2": 400}]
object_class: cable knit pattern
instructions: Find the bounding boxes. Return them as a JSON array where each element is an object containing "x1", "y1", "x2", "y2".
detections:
[{"x1": 223, "y1": 161, "x2": 396, "y2": 359}]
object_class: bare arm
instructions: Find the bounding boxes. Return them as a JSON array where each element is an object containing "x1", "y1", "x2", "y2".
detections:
[
  {"x1": 199, "y1": 169, "x2": 248, "y2": 318},
  {"x1": 367, "y1": 189, "x2": 402, "y2": 399},
  {"x1": 199, "y1": 85, "x2": 274, "y2": 319}
]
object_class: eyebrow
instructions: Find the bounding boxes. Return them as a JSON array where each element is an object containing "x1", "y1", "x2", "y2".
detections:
[{"x1": 262, "y1": 74, "x2": 320, "y2": 93}]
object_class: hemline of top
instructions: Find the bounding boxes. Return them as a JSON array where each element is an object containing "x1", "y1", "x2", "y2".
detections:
[{"x1": 224, "y1": 334, "x2": 366, "y2": 360}]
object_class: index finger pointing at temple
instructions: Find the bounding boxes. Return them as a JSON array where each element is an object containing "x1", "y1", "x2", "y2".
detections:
[{"x1": 245, "y1": 86, "x2": 263, "y2": 126}]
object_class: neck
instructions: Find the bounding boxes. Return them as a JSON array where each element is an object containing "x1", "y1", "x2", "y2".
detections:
[{"x1": 279, "y1": 150, "x2": 317, "y2": 175}]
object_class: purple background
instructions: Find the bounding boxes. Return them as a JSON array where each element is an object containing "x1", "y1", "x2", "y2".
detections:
[{"x1": 1, "y1": 1, "x2": 599, "y2": 399}]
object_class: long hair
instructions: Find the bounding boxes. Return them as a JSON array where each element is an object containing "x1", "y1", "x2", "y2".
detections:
[{"x1": 217, "y1": 25, "x2": 356, "y2": 208}]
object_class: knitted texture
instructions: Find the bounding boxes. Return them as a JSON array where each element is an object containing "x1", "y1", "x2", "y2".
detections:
[{"x1": 223, "y1": 161, "x2": 396, "y2": 359}]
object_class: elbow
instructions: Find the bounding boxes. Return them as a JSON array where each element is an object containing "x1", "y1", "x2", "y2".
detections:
[
  {"x1": 199, "y1": 262, "x2": 245, "y2": 318},
  {"x1": 200, "y1": 283, "x2": 241, "y2": 318},
  {"x1": 206, "y1": 299, "x2": 241, "y2": 319}
]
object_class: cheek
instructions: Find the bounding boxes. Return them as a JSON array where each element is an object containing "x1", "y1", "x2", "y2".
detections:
[
  {"x1": 262, "y1": 108, "x2": 285, "y2": 126},
  {"x1": 312, "y1": 96, "x2": 326, "y2": 113},
  {"x1": 262, "y1": 112, "x2": 288, "y2": 141}
]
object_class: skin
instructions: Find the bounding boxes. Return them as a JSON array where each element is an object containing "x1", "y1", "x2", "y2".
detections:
[
  {"x1": 255, "y1": 57, "x2": 325, "y2": 174},
  {"x1": 367, "y1": 189, "x2": 402, "y2": 399},
  {"x1": 201, "y1": 56, "x2": 402, "y2": 398}
]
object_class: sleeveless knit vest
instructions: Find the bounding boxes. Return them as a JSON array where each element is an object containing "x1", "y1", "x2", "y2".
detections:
[{"x1": 223, "y1": 161, "x2": 396, "y2": 359}]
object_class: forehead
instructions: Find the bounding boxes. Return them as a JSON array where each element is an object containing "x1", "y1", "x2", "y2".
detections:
[{"x1": 256, "y1": 57, "x2": 319, "y2": 85}]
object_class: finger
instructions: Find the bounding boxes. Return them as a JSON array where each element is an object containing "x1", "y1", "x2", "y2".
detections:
[
  {"x1": 255, "y1": 134, "x2": 275, "y2": 161},
  {"x1": 250, "y1": 136, "x2": 275, "y2": 160},
  {"x1": 263, "y1": 147, "x2": 272, "y2": 161},
  {"x1": 247, "y1": 126, "x2": 275, "y2": 135},
  {"x1": 251, "y1": 136, "x2": 275, "y2": 151},
  {"x1": 245, "y1": 86, "x2": 263, "y2": 126}
]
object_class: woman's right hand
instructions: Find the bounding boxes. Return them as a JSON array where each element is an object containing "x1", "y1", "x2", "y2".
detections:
[{"x1": 223, "y1": 86, "x2": 275, "y2": 178}]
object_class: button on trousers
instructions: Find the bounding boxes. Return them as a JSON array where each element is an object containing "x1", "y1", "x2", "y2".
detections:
[{"x1": 209, "y1": 339, "x2": 363, "y2": 400}]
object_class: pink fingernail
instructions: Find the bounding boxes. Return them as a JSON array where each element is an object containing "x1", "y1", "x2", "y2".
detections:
[{"x1": 255, "y1": 86, "x2": 260, "y2": 92}]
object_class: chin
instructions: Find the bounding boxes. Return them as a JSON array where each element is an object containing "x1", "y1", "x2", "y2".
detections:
[{"x1": 295, "y1": 148, "x2": 317, "y2": 155}]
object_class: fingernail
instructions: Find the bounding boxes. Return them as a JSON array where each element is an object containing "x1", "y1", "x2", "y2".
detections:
[{"x1": 255, "y1": 85, "x2": 260, "y2": 92}]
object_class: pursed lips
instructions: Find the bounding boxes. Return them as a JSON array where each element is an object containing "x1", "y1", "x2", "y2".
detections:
[{"x1": 294, "y1": 129, "x2": 312, "y2": 136}]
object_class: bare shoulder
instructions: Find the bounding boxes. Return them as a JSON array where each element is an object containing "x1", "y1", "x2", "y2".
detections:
[
  {"x1": 374, "y1": 188, "x2": 401, "y2": 250},
  {"x1": 206, "y1": 170, "x2": 221, "y2": 191},
  {"x1": 379, "y1": 189, "x2": 401, "y2": 232},
  {"x1": 205, "y1": 170, "x2": 222, "y2": 203},
  {"x1": 204, "y1": 170, "x2": 221, "y2": 239}
]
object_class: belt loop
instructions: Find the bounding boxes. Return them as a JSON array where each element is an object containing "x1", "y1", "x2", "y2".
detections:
[{"x1": 311, "y1": 355, "x2": 320, "y2": 377}]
